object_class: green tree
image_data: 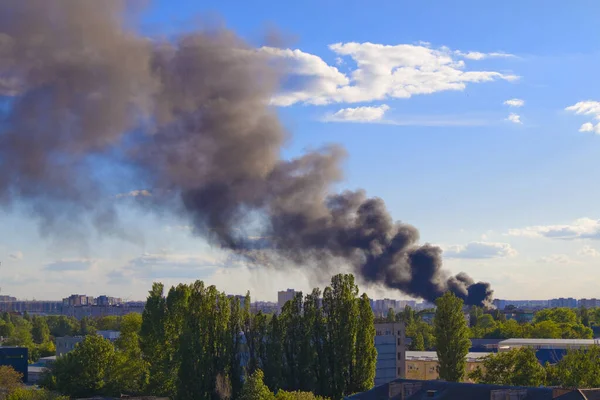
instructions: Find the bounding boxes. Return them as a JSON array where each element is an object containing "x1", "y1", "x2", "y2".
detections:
[
  {"x1": 410, "y1": 332, "x2": 425, "y2": 351},
  {"x1": 31, "y1": 317, "x2": 50, "y2": 345},
  {"x1": 322, "y1": 274, "x2": 359, "y2": 399},
  {"x1": 264, "y1": 314, "x2": 284, "y2": 392},
  {"x1": 78, "y1": 317, "x2": 96, "y2": 336},
  {"x1": 352, "y1": 293, "x2": 377, "y2": 393},
  {"x1": 0, "y1": 320, "x2": 15, "y2": 339},
  {"x1": 434, "y1": 292, "x2": 471, "y2": 382},
  {"x1": 386, "y1": 308, "x2": 396, "y2": 322},
  {"x1": 548, "y1": 346, "x2": 600, "y2": 388},
  {"x1": 530, "y1": 321, "x2": 561, "y2": 339},
  {"x1": 45, "y1": 316, "x2": 77, "y2": 338},
  {"x1": 239, "y1": 369, "x2": 275, "y2": 400},
  {"x1": 7, "y1": 387, "x2": 68, "y2": 400},
  {"x1": 468, "y1": 348, "x2": 545, "y2": 387},
  {"x1": 52, "y1": 335, "x2": 116, "y2": 398},
  {"x1": 95, "y1": 316, "x2": 121, "y2": 331},
  {"x1": 139, "y1": 283, "x2": 168, "y2": 396},
  {"x1": 112, "y1": 313, "x2": 148, "y2": 395},
  {"x1": 534, "y1": 308, "x2": 578, "y2": 325}
]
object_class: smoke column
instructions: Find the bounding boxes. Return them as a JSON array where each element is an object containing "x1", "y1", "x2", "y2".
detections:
[{"x1": 0, "y1": 0, "x2": 492, "y2": 305}]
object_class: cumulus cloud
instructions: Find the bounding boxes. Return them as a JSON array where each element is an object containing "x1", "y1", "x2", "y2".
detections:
[
  {"x1": 324, "y1": 104, "x2": 390, "y2": 122},
  {"x1": 9, "y1": 251, "x2": 23, "y2": 261},
  {"x1": 578, "y1": 245, "x2": 600, "y2": 258},
  {"x1": 443, "y1": 241, "x2": 517, "y2": 259},
  {"x1": 507, "y1": 113, "x2": 521, "y2": 124},
  {"x1": 538, "y1": 254, "x2": 574, "y2": 264},
  {"x1": 44, "y1": 258, "x2": 99, "y2": 271},
  {"x1": 508, "y1": 217, "x2": 600, "y2": 240},
  {"x1": 263, "y1": 43, "x2": 518, "y2": 106},
  {"x1": 566, "y1": 101, "x2": 600, "y2": 134},
  {"x1": 504, "y1": 98, "x2": 525, "y2": 107}
]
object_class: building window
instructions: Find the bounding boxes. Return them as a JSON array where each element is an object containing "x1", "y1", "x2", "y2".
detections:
[
  {"x1": 398, "y1": 367, "x2": 401, "y2": 376},
  {"x1": 398, "y1": 337, "x2": 401, "y2": 345},
  {"x1": 398, "y1": 352, "x2": 401, "y2": 360}
]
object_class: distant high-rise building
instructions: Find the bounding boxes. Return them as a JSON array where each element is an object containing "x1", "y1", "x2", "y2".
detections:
[
  {"x1": 549, "y1": 298, "x2": 577, "y2": 308},
  {"x1": 579, "y1": 298, "x2": 600, "y2": 308},
  {"x1": 277, "y1": 289, "x2": 297, "y2": 312}
]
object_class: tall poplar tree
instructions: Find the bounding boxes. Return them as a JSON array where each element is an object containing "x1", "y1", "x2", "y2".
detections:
[
  {"x1": 140, "y1": 283, "x2": 168, "y2": 395},
  {"x1": 353, "y1": 293, "x2": 377, "y2": 393},
  {"x1": 434, "y1": 291, "x2": 471, "y2": 382}
]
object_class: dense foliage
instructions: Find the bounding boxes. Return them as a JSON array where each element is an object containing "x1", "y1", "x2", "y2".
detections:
[
  {"x1": 470, "y1": 346, "x2": 600, "y2": 389},
  {"x1": 40, "y1": 273, "x2": 375, "y2": 400}
]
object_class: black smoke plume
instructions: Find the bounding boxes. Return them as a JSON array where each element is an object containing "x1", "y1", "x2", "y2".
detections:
[{"x1": 0, "y1": 0, "x2": 493, "y2": 306}]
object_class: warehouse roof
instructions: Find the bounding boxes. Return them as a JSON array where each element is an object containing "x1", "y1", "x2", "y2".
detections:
[
  {"x1": 499, "y1": 339, "x2": 600, "y2": 348},
  {"x1": 406, "y1": 351, "x2": 491, "y2": 363}
]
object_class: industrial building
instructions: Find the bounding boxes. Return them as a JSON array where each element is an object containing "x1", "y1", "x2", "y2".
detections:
[
  {"x1": 498, "y1": 338, "x2": 600, "y2": 364},
  {"x1": 0, "y1": 347, "x2": 28, "y2": 383},
  {"x1": 374, "y1": 322, "x2": 406, "y2": 387},
  {"x1": 404, "y1": 351, "x2": 490, "y2": 382}
]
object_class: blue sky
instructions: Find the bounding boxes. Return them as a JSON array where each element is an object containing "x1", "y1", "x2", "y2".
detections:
[{"x1": 2, "y1": 1, "x2": 600, "y2": 301}]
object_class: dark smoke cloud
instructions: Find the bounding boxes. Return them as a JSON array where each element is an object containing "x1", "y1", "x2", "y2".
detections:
[{"x1": 0, "y1": 0, "x2": 493, "y2": 306}]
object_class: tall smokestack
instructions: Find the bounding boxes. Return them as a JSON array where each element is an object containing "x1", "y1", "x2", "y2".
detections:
[{"x1": 0, "y1": 0, "x2": 492, "y2": 306}]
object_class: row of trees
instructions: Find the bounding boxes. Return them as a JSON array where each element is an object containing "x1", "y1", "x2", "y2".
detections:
[
  {"x1": 42, "y1": 274, "x2": 377, "y2": 400},
  {"x1": 0, "y1": 366, "x2": 66, "y2": 400},
  {"x1": 390, "y1": 304, "x2": 595, "y2": 352},
  {"x1": 0, "y1": 312, "x2": 127, "y2": 363},
  {"x1": 470, "y1": 346, "x2": 600, "y2": 389}
]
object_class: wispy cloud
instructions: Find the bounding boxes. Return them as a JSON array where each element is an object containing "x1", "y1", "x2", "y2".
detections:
[
  {"x1": 443, "y1": 241, "x2": 517, "y2": 259},
  {"x1": 508, "y1": 217, "x2": 600, "y2": 240},
  {"x1": 578, "y1": 245, "x2": 600, "y2": 258},
  {"x1": 115, "y1": 189, "x2": 151, "y2": 199},
  {"x1": 262, "y1": 42, "x2": 518, "y2": 107},
  {"x1": 9, "y1": 251, "x2": 23, "y2": 261},
  {"x1": 454, "y1": 50, "x2": 516, "y2": 61},
  {"x1": 504, "y1": 98, "x2": 525, "y2": 107},
  {"x1": 538, "y1": 254, "x2": 576, "y2": 264},
  {"x1": 323, "y1": 105, "x2": 390, "y2": 122},
  {"x1": 44, "y1": 258, "x2": 99, "y2": 271}
]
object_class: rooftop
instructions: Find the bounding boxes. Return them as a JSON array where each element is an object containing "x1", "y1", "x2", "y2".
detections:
[
  {"x1": 499, "y1": 338, "x2": 600, "y2": 347},
  {"x1": 406, "y1": 351, "x2": 491, "y2": 363}
]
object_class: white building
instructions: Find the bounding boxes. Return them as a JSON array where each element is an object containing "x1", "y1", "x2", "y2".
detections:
[{"x1": 374, "y1": 322, "x2": 406, "y2": 387}]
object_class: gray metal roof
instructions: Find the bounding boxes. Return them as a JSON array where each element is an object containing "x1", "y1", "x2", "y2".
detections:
[
  {"x1": 499, "y1": 338, "x2": 599, "y2": 347},
  {"x1": 406, "y1": 351, "x2": 491, "y2": 362}
]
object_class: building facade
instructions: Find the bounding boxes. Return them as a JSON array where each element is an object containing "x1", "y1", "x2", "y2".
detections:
[
  {"x1": 55, "y1": 336, "x2": 84, "y2": 357},
  {"x1": 404, "y1": 351, "x2": 490, "y2": 382},
  {"x1": 579, "y1": 298, "x2": 600, "y2": 308},
  {"x1": 0, "y1": 347, "x2": 28, "y2": 383},
  {"x1": 374, "y1": 322, "x2": 406, "y2": 387},
  {"x1": 549, "y1": 298, "x2": 577, "y2": 308},
  {"x1": 277, "y1": 289, "x2": 297, "y2": 312}
]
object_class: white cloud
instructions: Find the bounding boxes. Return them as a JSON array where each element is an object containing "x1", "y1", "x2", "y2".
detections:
[
  {"x1": 507, "y1": 113, "x2": 521, "y2": 124},
  {"x1": 504, "y1": 98, "x2": 525, "y2": 107},
  {"x1": 443, "y1": 241, "x2": 517, "y2": 259},
  {"x1": 9, "y1": 251, "x2": 23, "y2": 261},
  {"x1": 538, "y1": 254, "x2": 574, "y2": 264},
  {"x1": 44, "y1": 258, "x2": 99, "y2": 271},
  {"x1": 566, "y1": 101, "x2": 600, "y2": 134},
  {"x1": 578, "y1": 245, "x2": 600, "y2": 258},
  {"x1": 508, "y1": 217, "x2": 600, "y2": 240},
  {"x1": 455, "y1": 51, "x2": 515, "y2": 60},
  {"x1": 324, "y1": 104, "x2": 390, "y2": 122},
  {"x1": 263, "y1": 43, "x2": 518, "y2": 106},
  {"x1": 578, "y1": 122, "x2": 600, "y2": 134}
]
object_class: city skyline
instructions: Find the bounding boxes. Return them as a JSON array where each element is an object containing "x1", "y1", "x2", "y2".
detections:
[{"x1": 2, "y1": 1, "x2": 600, "y2": 301}]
